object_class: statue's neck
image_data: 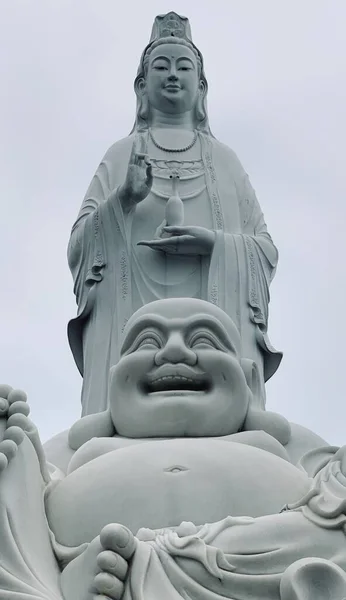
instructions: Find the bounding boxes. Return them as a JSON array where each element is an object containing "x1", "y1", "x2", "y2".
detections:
[{"x1": 150, "y1": 107, "x2": 195, "y2": 130}]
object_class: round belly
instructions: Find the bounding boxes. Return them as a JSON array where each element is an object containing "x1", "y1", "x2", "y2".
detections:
[{"x1": 46, "y1": 439, "x2": 311, "y2": 546}]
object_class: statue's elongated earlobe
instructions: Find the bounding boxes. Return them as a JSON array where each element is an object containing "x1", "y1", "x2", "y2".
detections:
[
  {"x1": 240, "y1": 358, "x2": 263, "y2": 409},
  {"x1": 138, "y1": 94, "x2": 150, "y2": 123},
  {"x1": 68, "y1": 410, "x2": 115, "y2": 451},
  {"x1": 194, "y1": 82, "x2": 205, "y2": 122},
  {"x1": 133, "y1": 76, "x2": 150, "y2": 128},
  {"x1": 241, "y1": 358, "x2": 291, "y2": 445}
]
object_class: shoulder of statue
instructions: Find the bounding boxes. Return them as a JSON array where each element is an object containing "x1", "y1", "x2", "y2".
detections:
[
  {"x1": 205, "y1": 135, "x2": 246, "y2": 176},
  {"x1": 103, "y1": 134, "x2": 137, "y2": 162},
  {"x1": 284, "y1": 422, "x2": 330, "y2": 466}
]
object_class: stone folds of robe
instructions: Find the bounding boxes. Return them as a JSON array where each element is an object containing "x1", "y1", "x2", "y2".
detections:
[{"x1": 67, "y1": 132, "x2": 282, "y2": 414}]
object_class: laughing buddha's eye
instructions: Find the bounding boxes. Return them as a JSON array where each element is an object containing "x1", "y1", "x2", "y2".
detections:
[
  {"x1": 189, "y1": 333, "x2": 220, "y2": 349},
  {"x1": 134, "y1": 333, "x2": 162, "y2": 351}
]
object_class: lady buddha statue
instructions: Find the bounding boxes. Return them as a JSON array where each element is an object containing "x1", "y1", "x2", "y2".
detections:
[{"x1": 68, "y1": 12, "x2": 282, "y2": 415}]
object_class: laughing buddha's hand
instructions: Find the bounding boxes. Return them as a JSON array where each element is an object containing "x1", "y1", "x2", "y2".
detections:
[
  {"x1": 0, "y1": 384, "x2": 50, "y2": 482},
  {"x1": 0, "y1": 385, "x2": 28, "y2": 473}
]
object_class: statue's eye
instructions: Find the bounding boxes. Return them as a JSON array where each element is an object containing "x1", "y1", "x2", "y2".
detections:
[
  {"x1": 135, "y1": 334, "x2": 162, "y2": 350},
  {"x1": 153, "y1": 64, "x2": 168, "y2": 71},
  {"x1": 189, "y1": 334, "x2": 219, "y2": 349}
]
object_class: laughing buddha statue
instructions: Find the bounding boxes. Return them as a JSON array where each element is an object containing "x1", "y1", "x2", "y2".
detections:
[
  {"x1": 67, "y1": 12, "x2": 282, "y2": 415},
  {"x1": 1, "y1": 299, "x2": 346, "y2": 600}
]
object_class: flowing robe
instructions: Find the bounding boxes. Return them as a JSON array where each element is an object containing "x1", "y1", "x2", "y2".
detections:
[
  {"x1": 68, "y1": 132, "x2": 282, "y2": 415},
  {"x1": 120, "y1": 449, "x2": 346, "y2": 600},
  {"x1": 3, "y1": 438, "x2": 345, "y2": 600}
]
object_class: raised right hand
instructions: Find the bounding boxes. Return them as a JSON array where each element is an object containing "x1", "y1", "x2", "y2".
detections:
[{"x1": 118, "y1": 136, "x2": 152, "y2": 209}]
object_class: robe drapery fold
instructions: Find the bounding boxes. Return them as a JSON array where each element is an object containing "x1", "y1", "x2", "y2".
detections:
[
  {"x1": 120, "y1": 455, "x2": 346, "y2": 600},
  {"x1": 68, "y1": 133, "x2": 282, "y2": 415},
  {"x1": 2, "y1": 438, "x2": 346, "y2": 600},
  {"x1": 0, "y1": 438, "x2": 62, "y2": 600},
  {"x1": 122, "y1": 512, "x2": 346, "y2": 600}
]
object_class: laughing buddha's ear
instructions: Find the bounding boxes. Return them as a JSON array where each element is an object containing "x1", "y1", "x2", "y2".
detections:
[
  {"x1": 68, "y1": 410, "x2": 115, "y2": 451},
  {"x1": 241, "y1": 358, "x2": 291, "y2": 446},
  {"x1": 240, "y1": 358, "x2": 263, "y2": 409}
]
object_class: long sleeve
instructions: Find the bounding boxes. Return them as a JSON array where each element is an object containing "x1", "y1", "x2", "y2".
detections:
[
  {"x1": 207, "y1": 145, "x2": 282, "y2": 387},
  {"x1": 68, "y1": 161, "x2": 112, "y2": 309},
  {"x1": 66, "y1": 141, "x2": 135, "y2": 413},
  {"x1": 239, "y1": 169, "x2": 278, "y2": 277}
]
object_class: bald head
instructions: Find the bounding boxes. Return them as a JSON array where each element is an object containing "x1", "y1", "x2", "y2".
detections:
[{"x1": 112, "y1": 298, "x2": 249, "y2": 438}]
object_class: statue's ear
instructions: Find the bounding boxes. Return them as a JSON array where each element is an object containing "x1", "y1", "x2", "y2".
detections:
[
  {"x1": 134, "y1": 75, "x2": 146, "y2": 96},
  {"x1": 240, "y1": 358, "x2": 263, "y2": 409},
  {"x1": 241, "y1": 358, "x2": 291, "y2": 445},
  {"x1": 134, "y1": 75, "x2": 149, "y2": 124},
  {"x1": 68, "y1": 409, "x2": 115, "y2": 451},
  {"x1": 199, "y1": 79, "x2": 206, "y2": 94}
]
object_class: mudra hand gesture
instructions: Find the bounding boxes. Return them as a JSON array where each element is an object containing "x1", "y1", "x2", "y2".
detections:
[
  {"x1": 117, "y1": 135, "x2": 153, "y2": 209},
  {"x1": 138, "y1": 225, "x2": 216, "y2": 256}
]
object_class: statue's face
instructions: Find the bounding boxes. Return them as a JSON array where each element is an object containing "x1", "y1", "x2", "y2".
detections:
[
  {"x1": 145, "y1": 43, "x2": 200, "y2": 114},
  {"x1": 110, "y1": 299, "x2": 250, "y2": 438}
]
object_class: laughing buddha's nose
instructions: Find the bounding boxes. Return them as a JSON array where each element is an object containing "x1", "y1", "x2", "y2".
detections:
[{"x1": 154, "y1": 333, "x2": 197, "y2": 366}]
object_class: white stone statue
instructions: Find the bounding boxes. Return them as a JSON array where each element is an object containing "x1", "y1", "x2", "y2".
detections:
[
  {"x1": 67, "y1": 12, "x2": 282, "y2": 415},
  {"x1": 3, "y1": 10, "x2": 345, "y2": 600},
  {"x1": 1, "y1": 299, "x2": 346, "y2": 600}
]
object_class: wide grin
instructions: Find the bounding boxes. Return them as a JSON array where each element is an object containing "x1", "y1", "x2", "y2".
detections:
[{"x1": 144, "y1": 374, "x2": 210, "y2": 394}]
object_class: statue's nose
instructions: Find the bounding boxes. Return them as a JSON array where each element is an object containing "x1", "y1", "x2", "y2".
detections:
[
  {"x1": 155, "y1": 333, "x2": 197, "y2": 366},
  {"x1": 168, "y1": 65, "x2": 178, "y2": 80}
]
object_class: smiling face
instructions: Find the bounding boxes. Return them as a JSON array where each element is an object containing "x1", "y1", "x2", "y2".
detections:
[
  {"x1": 109, "y1": 299, "x2": 250, "y2": 438},
  {"x1": 144, "y1": 42, "x2": 200, "y2": 114}
]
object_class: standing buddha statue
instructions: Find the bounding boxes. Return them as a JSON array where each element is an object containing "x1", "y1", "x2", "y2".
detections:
[{"x1": 67, "y1": 12, "x2": 282, "y2": 415}]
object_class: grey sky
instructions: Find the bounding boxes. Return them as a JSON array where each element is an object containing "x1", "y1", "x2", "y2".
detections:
[{"x1": 1, "y1": 1, "x2": 345, "y2": 444}]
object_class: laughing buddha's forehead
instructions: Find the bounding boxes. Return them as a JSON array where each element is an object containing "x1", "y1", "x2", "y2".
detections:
[{"x1": 121, "y1": 299, "x2": 241, "y2": 355}]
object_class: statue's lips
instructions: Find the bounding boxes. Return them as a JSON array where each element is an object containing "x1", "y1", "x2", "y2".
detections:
[
  {"x1": 164, "y1": 85, "x2": 181, "y2": 92},
  {"x1": 144, "y1": 366, "x2": 210, "y2": 394}
]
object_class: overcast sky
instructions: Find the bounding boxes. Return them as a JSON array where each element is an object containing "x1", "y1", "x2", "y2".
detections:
[{"x1": 1, "y1": 1, "x2": 345, "y2": 444}]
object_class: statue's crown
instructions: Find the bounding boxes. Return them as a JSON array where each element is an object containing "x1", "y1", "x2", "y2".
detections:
[
  {"x1": 148, "y1": 12, "x2": 193, "y2": 44},
  {"x1": 137, "y1": 12, "x2": 201, "y2": 79}
]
